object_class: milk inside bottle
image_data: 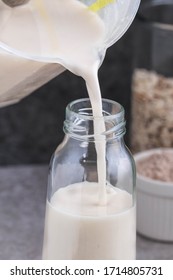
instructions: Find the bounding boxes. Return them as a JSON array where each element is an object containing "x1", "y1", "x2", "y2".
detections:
[{"x1": 43, "y1": 182, "x2": 136, "y2": 260}]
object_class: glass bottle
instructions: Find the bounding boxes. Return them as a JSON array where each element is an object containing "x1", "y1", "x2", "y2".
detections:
[
  {"x1": 131, "y1": 0, "x2": 173, "y2": 153},
  {"x1": 42, "y1": 98, "x2": 136, "y2": 260}
]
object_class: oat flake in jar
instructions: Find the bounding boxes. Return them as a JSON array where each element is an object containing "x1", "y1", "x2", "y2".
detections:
[{"x1": 131, "y1": 0, "x2": 173, "y2": 153}]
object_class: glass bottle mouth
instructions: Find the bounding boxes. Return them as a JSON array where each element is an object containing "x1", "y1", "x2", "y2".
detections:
[
  {"x1": 137, "y1": 0, "x2": 173, "y2": 30},
  {"x1": 64, "y1": 98, "x2": 126, "y2": 141}
]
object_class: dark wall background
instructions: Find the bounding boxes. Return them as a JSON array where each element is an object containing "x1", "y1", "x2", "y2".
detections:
[{"x1": 0, "y1": 17, "x2": 137, "y2": 166}]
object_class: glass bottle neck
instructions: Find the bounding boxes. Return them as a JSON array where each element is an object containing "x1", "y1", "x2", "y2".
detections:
[{"x1": 63, "y1": 98, "x2": 126, "y2": 142}]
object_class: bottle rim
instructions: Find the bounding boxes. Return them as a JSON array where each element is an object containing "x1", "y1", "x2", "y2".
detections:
[
  {"x1": 64, "y1": 98, "x2": 126, "y2": 141},
  {"x1": 66, "y1": 98, "x2": 124, "y2": 121}
]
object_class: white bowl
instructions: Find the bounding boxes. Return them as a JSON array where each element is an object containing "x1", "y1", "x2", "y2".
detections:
[{"x1": 134, "y1": 148, "x2": 173, "y2": 241}]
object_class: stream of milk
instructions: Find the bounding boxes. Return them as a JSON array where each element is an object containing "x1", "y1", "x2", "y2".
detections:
[{"x1": 33, "y1": 0, "x2": 108, "y2": 197}]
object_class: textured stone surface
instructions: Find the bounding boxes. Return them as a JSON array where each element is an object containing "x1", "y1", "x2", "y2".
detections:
[
  {"x1": 0, "y1": 165, "x2": 172, "y2": 260},
  {"x1": 0, "y1": 165, "x2": 47, "y2": 259},
  {"x1": 136, "y1": 235, "x2": 173, "y2": 260}
]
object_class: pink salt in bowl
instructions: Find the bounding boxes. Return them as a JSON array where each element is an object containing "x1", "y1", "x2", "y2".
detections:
[{"x1": 134, "y1": 148, "x2": 173, "y2": 242}]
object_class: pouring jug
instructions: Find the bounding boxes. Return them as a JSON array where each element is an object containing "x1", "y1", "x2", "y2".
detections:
[{"x1": 0, "y1": 0, "x2": 140, "y2": 106}]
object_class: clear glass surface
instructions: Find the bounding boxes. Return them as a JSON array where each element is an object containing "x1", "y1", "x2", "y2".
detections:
[
  {"x1": 43, "y1": 98, "x2": 136, "y2": 260},
  {"x1": 0, "y1": 0, "x2": 140, "y2": 62},
  {"x1": 0, "y1": 0, "x2": 140, "y2": 106}
]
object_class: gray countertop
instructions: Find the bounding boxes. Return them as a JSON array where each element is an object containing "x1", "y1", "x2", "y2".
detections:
[{"x1": 0, "y1": 165, "x2": 172, "y2": 260}]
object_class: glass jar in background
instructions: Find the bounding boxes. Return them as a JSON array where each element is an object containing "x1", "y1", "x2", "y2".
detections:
[
  {"x1": 131, "y1": 0, "x2": 173, "y2": 153},
  {"x1": 42, "y1": 98, "x2": 136, "y2": 260}
]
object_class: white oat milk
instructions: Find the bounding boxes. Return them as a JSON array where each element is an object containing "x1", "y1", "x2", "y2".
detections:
[{"x1": 43, "y1": 182, "x2": 136, "y2": 260}]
